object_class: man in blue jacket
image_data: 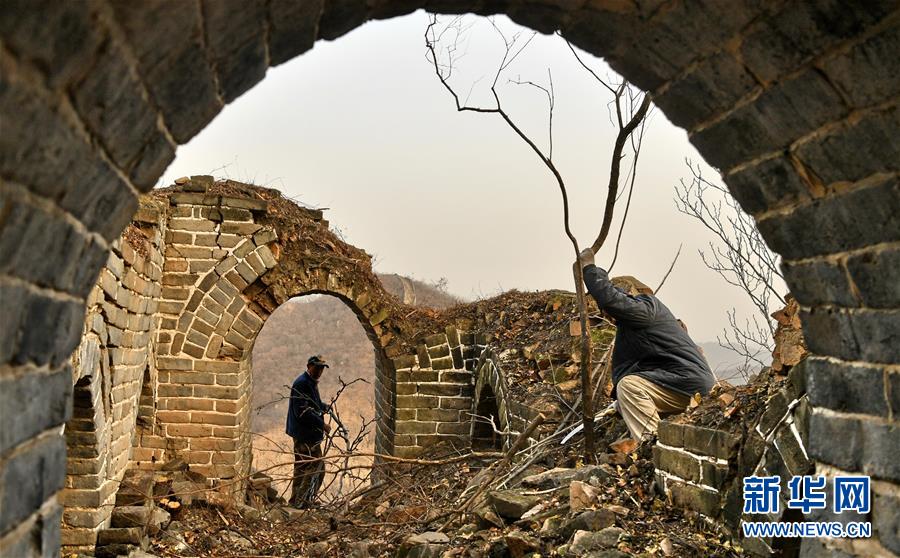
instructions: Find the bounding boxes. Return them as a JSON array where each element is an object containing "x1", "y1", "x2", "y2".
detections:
[
  {"x1": 579, "y1": 249, "x2": 715, "y2": 442},
  {"x1": 286, "y1": 355, "x2": 331, "y2": 507}
]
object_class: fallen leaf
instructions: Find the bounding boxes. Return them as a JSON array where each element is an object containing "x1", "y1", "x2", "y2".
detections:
[{"x1": 610, "y1": 438, "x2": 638, "y2": 454}]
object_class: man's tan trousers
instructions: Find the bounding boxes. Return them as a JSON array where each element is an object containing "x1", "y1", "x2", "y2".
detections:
[{"x1": 616, "y1": 375, "x2": 691, "y2": 441}]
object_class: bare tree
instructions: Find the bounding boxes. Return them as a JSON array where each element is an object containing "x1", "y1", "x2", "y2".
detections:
[
  {"x1": 674, "y1": 160, "x2": 784, "y2": 377},
  {"x1": 425, "y1": 16, "x2": 651, "y2": 459}
]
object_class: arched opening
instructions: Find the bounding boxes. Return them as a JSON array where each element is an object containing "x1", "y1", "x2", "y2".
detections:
[
  {"x1": 471, "y1": 382, "x2": 503, "y2": 452},
  {"x1": 61, "y1": 375, "x2": 108, "y2": 553},
  {"x1": 249, "y1": 294, "x2": 379, "y2": 503}
]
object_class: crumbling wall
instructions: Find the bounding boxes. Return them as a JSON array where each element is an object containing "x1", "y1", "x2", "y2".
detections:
[{"x1": 61, "y1": 201, "x2": 165, "y2": 552}]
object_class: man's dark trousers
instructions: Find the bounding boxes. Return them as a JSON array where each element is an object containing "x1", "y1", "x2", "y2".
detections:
[{"x1": 291, "y1": 438, "x2": 324, "y2": 507}]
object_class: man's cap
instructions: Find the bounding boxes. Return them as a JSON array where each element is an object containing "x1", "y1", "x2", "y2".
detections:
[
  {"x1": 307, "y1": 355, "x2": 329, "y2": 368},
  {"x1": 611, "y1": 275, "x2": 654, "y2": 296}
]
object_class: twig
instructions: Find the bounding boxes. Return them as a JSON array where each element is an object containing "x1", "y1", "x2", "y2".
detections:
[{"x1": 654, "y1": 243, "x2": 682, "y2": 294}]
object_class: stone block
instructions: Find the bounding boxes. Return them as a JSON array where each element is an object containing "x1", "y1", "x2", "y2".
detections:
[
  {"x1": 667, "y1": 478, "x2": 721, "y2": 517},
  {"x1": 396, "y1": 395, "x2": 438, "y2": 410},
  {"x1": 417, "y1": 384, "x2": 460, "y2": 397},
  {"x1": 802, "y1": 306, "x2": 899, "y2": 364},
  {"x1": 822, "y1": 24, "x2": 900, "y2": 108},
  {"x1": 681, "y1": 424, "x2": 739, "y2": 460},
  {"x1": 846, "y1": 245, "x2": 900, "y2": 309},
  {"x1": 774, "y1": 425, "x2": 812, "y2": 476},
  {"x1": 782, "y1": 257, "x2": 857, "y2": 308},
  {"x1": 97, "y1": 527, "x2": 143, "y2": 545},
  {"x1": 0, "y1": 367, "x2": 72, "y2": 454},
  {"x1": 757, "y1": 390, "x2": 790, "y2": 435},
  {"x1": 439, "y1": 397, "x2": 471, "y2": 410},
  {"x1": 809, "y1": 411, "x2": 900, "y2": 482},
  {"x1": 430, "y1": 356, "x2": 454, "y2": 370},
  {"x1": 758, "y1": 176, "x2": 899, "y2": 261},
  {"x1": 653, "y1": 445, "x2": 700, "y2": 483},
  {"x1": 395, "y1": 421, "x2": 437, "y2": 435},
  {"x1": 658, "y1": 420, "x2": 684, "y2": 447},
  {"x1": 806, "y1": 357, "x2": 888, "y2": 416},
  {"x1": 796, "y1": 106, "x2": 900, "y2": 187},
  {"x1": 655, "y1": 50, "x2": 758, "y2": 130},
  {"x1": 739, "y1": 1, "x2": 893, "y2": 84}
]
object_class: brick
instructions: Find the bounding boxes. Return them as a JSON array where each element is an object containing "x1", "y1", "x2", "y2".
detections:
[
  {"x1": 795, "y1": 105, "x2": 900, "y2": 186},
  {"x1": 806, "y1": 357, "x2": 889, "y2": 416},
  {"x1": 0, "y1": 433, "x2": 67, "y2": 532},
  {"x1": 757, "y1": 390, "x2": 790, "y2": 436},
  {"x1": 739, "y1": 1, "x2": 894, "y2": 84},
  {"x1": 658, "y1": 420, "x2": 685, "y2": 447},
  {"x1": 653, "y1": 445, "x2": 700, "y2": 483},
  {"x1": 0, "y1": 78, "x2": 138, "y2": 239},
  {"x1": 426, "y1": 343, "x2": 450, "y2": 359},
  {"x1": 809, "y1": 410, "x2": 900, "y2": 481},
  {"x1": 110, "y1": 0, "x2": 222, "y2": 143},
  {"x1": 822, "y1": 24, "x2": 900, "y2": 109},
  {"x1": 846, "y1": 245, "x2": 900, "y2": 309},
  {"x1": 700, "y1": 461, "x2": 729, "y2": 489},
  {"x1": 0, "y1": 367, "x2": 71, "y2": 454},
  {"x1": 802, "y1": 306, "x2": 899, "y2": 363},
  {"x1": 874, "y1": 487, "x2": 900, "y2": 554},
  {"x1": 16, "y1": 294, "x2": 84, "y2": 368},
  {"x1": 725, "y1": 155, "x2": 812, "y2": 215},
  {"x1": 774, "y1": 425, "x2": 812, "y2": 476},
  {"x1": 436, "y1": 422, "x2": 470, "y2": 435},
  {"x1": 655, "y1": 50, "x2": 758, "y2": 130},
  {"x1": 417, "y1": 383, "x2": 460, "y2": 396},
  {"x1": 665, "y1": 478, "x2": 721, "y2": 517},
  {"x1": 758, "y1": 176, "x2": 900, "y2": 260},
  {"x1": 221, "y1": 221, "x2": 262, "y2": 235},
  {"x1": 71, "y1": 39, "x2": 173, "y2": 188},
  {"x1": 267, "y1": 0, "x2": 323, "y2": 65},
  {"x1": 396, "y1": 395, "x2": 438, "y2": 409},
  {"x1": 166, "y1": 424, "x2": 214, "y2": 438},
  {"x1": 692, "y1": 70, "x2": 847, "y2": 172},
  {"x1": 430, "y1": 356, "x2": 454, "y2": 370},
  {"x1": 395, "y1": 421, "x2": 437, "y2": 435},
  {"x1": 439, "y1": 397, "x2": 472, "y2": 410},
  {"x1": 782, "y1": 258, "x2": 858, "y2": 308},
  {"x1": 416, "y1": 408, "x2": 460, "y2": 422},
  {"x1": 681, "y1": 424, "x2": 739, "y2": 460}
]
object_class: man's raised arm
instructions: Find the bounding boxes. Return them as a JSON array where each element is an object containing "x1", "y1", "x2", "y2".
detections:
[{"x1": 579, "y1": 249, "x2": 656, "y2": 327}]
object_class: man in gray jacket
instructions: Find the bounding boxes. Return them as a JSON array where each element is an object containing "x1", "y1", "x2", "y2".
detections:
[{"x1": 579, "y1": 249, "x2": 715, "y2": 441}]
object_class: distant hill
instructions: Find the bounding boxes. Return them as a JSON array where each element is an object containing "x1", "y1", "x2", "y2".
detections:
[{"x1": 698, "y1": 341, "x2": 765, "y2": 384}]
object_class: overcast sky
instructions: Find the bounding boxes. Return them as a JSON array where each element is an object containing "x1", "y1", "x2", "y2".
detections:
[{"x1": 158, "y1": 12, "x2": 785, "y2": 344}]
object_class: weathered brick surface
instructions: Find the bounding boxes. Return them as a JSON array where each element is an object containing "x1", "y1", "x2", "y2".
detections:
[{"x1": 1, "y1": 4, "x2": 899, "y2": 556}]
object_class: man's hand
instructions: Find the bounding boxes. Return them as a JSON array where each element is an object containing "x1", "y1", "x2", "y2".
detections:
[
  {"x1": 578, "y1": 248, "x2": 595, "y2": 268},
  {"x1": 324, "y1": 422, "x2": 332, "y2": 433}
]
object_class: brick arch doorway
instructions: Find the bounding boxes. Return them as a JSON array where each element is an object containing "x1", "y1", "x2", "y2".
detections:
[
  {"x1": 248, "y1": 291, "x2": 390, "y2": 502},
  {"x1": 1, "y1": 3, "x2": 898, "y2": 557}
]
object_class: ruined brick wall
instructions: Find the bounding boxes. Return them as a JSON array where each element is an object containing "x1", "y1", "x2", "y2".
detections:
[
  {"x1": 654, "y1": 366, "x2": 812, "y2": 556},
  {"x1": 56, "y1": 178, "x2": 497, "y2": 552},
  {"x1": 1, "y1": 3, "x2": 898, "y2": 556},
  {"x1": 60, "y1": 201, "x2": 165, "y2": 552}
]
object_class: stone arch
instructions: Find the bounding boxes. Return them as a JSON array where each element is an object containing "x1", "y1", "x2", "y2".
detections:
[
  {"x1": 138, "y1": 183, "x2": 404, "y2": 492},
  {"x1": 1, "y1": 3, "x2": 898, "y2": 556},
  {"x1": 472, "y1": 351, "x2": 513, "y2": 451}
]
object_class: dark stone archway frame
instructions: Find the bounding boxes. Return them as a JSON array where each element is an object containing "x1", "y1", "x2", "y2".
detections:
[{"x1": 0, "y1": 2, "x2": 898, "y2": 556}]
